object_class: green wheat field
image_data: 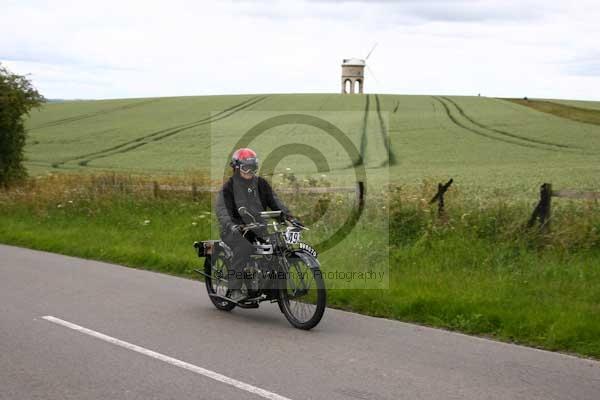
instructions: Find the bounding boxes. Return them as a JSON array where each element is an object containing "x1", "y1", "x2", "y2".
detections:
[{"x1": 24, "y1": 94, "x2": 600, "y2": 195}]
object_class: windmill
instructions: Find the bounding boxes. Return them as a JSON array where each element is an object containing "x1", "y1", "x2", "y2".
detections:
[{"x1": 341, "y1": 43, "x2": 378, "y2": 94}]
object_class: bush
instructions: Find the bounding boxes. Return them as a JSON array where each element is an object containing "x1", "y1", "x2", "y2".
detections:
[{"x1": 0, "y1": 63, "x2": 44, "y2": 187}]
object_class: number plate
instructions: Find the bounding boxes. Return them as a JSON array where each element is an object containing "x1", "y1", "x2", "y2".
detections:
[
  {"x1": 299, "y1": 242, "x2": 318, "y2": 258},
  {"x1": 284, "y1": 231, "x2": 301, "y2": 244}
]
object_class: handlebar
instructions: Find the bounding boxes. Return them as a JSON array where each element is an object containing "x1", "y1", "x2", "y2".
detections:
[
  {"x1": 260, "y1": 210, "x2": 282, "y2": 219},
  {"x1": 240, "y1": 218, "x2": 308, "y2": 234},
  {"x1": 240, "y1": 222, "x2": 267, "y2": 232},
  {"x1": 237, "y1": 207, "x2": 307, "y2": 232}
]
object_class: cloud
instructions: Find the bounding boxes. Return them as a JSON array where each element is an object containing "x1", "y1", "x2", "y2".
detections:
[
  {"x1": 303, "y1": 0, "x2": 549, "y2": 22},
  {"x1": 561, "y1": 54, "x2": 600, "y2": 77},
  {"x1": 0, "y1": 47, "x2": 139, "y2": 73}
]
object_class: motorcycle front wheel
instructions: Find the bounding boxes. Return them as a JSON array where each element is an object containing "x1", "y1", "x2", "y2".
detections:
[{"x1": 278, "y1": 255, "x2": 326, "y2": 330}]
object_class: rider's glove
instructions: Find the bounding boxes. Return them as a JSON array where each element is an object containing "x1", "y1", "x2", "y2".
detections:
[
  {"x1": 279, "y1": 212, "x2": 294, "y2": 222},
  {"x1": 290, "y1": 218, "x2": 304, "y2": 227},
  {"x1": 283, "y1": 214, "x2": 303, "y2": 227}
]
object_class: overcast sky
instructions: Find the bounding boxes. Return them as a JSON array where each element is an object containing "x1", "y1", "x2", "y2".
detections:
[{"x1": 1, "y1": 0, "x2": 599, "y2": 100}]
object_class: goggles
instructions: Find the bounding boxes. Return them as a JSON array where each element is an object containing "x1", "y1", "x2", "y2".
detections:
[{"x1": 239, "y1": 159, "x2": 258, "y2": 174}]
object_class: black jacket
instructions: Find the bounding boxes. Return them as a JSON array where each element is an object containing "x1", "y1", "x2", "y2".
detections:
[{"x1": 216, "y1": 173, "x2": 290, "y2": 234}]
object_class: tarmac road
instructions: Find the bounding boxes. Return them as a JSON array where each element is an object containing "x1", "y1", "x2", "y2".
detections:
[{"x1": 1, "y1": 244, "x2": 599, "y2": 400}]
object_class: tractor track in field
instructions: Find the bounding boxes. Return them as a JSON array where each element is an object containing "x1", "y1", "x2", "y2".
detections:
[
  {"x1": 354, "y1": 94, "x2": 369, "y2": 167},
  {"x1": 440, "y1": 96, "x2": 582, "y2": 150},
  {"x1": 25, "y1": 159, "x2": 194, "y2": 174},
  {"x1": 374, "y1": 94, "x2": 396, "y2": 166},
  {"x1": 52, "y1": 96, "x2": 267, "y2": 168},
  {"x1": 28, "y1": 99, "x2": 161, "y2": 131},
  {"x1": 78, "y1": 96, "x2": 268, "y2": 165},
  {"x1": 433, "y1": 96, "x2": 579, "y2": 153}
]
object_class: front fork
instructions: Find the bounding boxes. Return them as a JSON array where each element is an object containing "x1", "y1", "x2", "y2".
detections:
[{"x1": 275, "y1": 253, "x2": 310, "y2": 300}]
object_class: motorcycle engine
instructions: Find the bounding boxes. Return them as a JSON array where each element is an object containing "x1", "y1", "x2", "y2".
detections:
[{"x1": 243, "y1": 262, "x2": 261, "y2": 295}]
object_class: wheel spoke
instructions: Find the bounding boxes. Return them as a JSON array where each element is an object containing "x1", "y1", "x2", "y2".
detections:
[{"x1": 212, "y1": 257, "x2": 229, "y2": 296}]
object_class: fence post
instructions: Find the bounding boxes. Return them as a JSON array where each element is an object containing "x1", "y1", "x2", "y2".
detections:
[
  {"x1": 356, "y1": 181, "x2": 365, "y2": 210},
  {"x1": 437, "y1": 183, "x2": 444, "y2": 216},
  {"x1": 539, "y1": 183, "x2": 552, "y2": 231},
  {"x1": 153, "y1": 181, "x2": 159, "y2": 198},
  {"x1": 429, "y1": 178, "x2": 453, "y2": 218},
  {"x1": 527, "y1": 182, "x2": 552, "y2": 231},
  {"x1": 191, "y1": 183, "x2": 197, "y2": 201}
]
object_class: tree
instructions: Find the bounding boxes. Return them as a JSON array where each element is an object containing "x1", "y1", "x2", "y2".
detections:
[{"x1": 0, "y1": 63, "x2": 44, "y2": 187}]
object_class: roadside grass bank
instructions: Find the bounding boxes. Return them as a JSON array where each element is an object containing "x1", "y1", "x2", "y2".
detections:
[{"x1": 1, "y1": 174, "x2": 599, "y2": 358}]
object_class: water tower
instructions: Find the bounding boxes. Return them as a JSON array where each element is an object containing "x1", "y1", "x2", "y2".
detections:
[{"x1": 341, "y1": 58, "x2": 365, "y2": 94}]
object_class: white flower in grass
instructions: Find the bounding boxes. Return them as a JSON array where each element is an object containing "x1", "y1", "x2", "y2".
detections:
[
  {"x1": 285, "y1": 168, "x2": 291, "y2": 171},
  {"x1": 68, "y1": 200, "x2": 73, "y2": 204},
  {"x1": 192, "y1": 222, "x2": 198, "y2": 226},
  {"x1": 143, "y1": 220, "x2": 151, "y2": 225},
  {"x1": 198, "y1": 215, "x2": 206, "y2": 219},
  {"x1": 57, "y1": 204, "x2": 63, "y2": 208}
]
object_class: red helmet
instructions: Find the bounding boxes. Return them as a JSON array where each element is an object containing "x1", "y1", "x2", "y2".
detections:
[{"x1": 230, "y1": 148, "x2": 259, "y2": 174}]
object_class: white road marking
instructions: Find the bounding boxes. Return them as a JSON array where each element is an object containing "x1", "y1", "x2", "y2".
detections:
[{"x1": 42, "y1": 316, "x2": 293, "y2": 400}]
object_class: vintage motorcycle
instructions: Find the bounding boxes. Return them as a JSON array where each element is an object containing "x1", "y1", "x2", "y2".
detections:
[{"x1": 194, "y1": 208, "x2": 326, "y2": 330}]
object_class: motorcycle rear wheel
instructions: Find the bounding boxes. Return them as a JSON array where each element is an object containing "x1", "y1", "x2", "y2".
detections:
[{"x1": 205, "y1": 254, "x2": 236, "y2": 311}]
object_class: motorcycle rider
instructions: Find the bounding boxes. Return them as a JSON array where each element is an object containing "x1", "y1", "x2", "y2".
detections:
[{"x1": 216, "y1": 148, "x2": 293, "y2": 302}]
